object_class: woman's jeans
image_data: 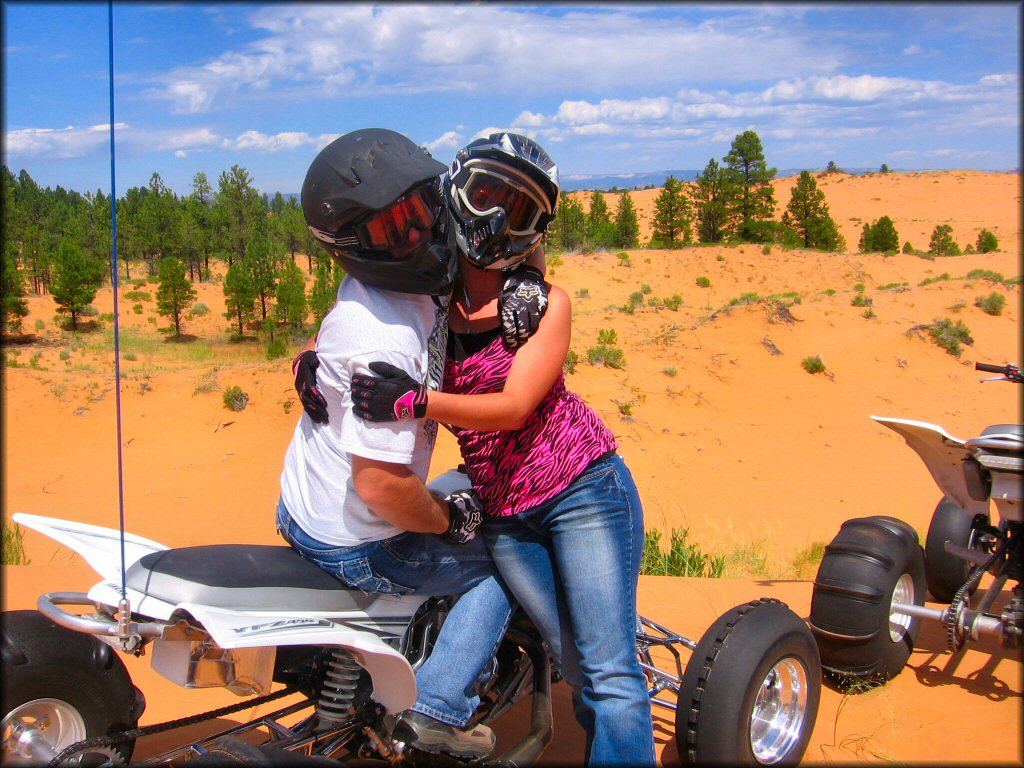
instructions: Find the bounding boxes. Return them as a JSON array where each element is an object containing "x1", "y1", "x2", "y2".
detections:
[
  {"x1": 484, "y1": 453, "x2": 656, "y2": 767},
  {"x1": 276, "y1": 499, "x2": 513, "y2": 727}
]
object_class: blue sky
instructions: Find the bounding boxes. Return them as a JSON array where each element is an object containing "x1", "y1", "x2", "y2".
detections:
[{"x1": 3, "y1": 2, "x2": 1020, "y2": 198}]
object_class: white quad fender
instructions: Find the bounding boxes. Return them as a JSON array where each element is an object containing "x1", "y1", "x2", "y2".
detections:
[
  {"x1": 871, "y1": 417, "x2": 989, "y2": 516},
  {"x1": 176, "y1": 603, "x2": 419, "y2": 713},
  {"x1": 12, "y1": 512, "x2": 169, "y2": 582}
]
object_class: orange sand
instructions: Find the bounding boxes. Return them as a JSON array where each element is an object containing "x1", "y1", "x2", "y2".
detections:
[{"x1": 3, "y1": 170, "x2": 1021, "y2": 765}]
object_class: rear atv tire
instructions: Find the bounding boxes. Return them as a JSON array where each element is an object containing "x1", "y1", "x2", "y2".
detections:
[
  {"x1": 2, "y1": 609, "x2": 144, "y2": 765},
  {"x1": 676, "y1": 598, "x2": 821, "y2": 766},
  {"x1": 809, "y1": 516, "x2": 925, "y2": 689},
  {"x1": 924, "y1": 497, "x2": 986, "y2": 602}
]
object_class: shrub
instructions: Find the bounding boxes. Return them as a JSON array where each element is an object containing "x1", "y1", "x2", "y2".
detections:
[
  {"x1": 124, "y1": 290, "x2": 151, "y2": 302},
  {"x1": 851, "y1": 293, "x2": 872, "y2": 307},
  {"x1": 663, "y1": 366, "x2": 678, "y2": 377},
  {"x1": 641, "y1": 284, "x2": 652, "y2": 295},
  {"x1": 975, "y1": 292, "x2": 1006, "y2": 316},
  {"x1": 597, "y1": 328, "x2": 618, "y2": 345},
  {"x1": 859, "y1": 215, "x2": 900, "y2": 253},
  {"x1": 222, "y1": 385, "x2": 249, "y2": 411},
  {"x1": 576, "y1": 288, "x2": 590, "y2": 299},
  {"x1": 924, "y1": 318, "x2": 973, "y2": 357},
  {"x1": 663, "y1": 294, "x2": 683, "y2": 311},
  {"x1": 920, "y1": 273, "x2": 953, "y2": 287},
  {"x1": 133, "y1": 303, "x2": 144, "y2": 314},
  {"x1": 266, "y1": 336, "x2": 288, "y2": 360},
  {"x1": 617, "y1": 252, "x2": 632, "y2": 267},
  {"x1": 622, "y1": 291, "x2": 645, "y2": 314},
  {"x1": 641, "y1": 528, "x2": 725, "y2": 578},
  {"x1": 802, "y1": 355, "x2": 826, "y2": 374},
  {"x1": 2, "y1": 523, "x2": 30, "y2": 565},
  {"x1": 695, "y1": 276, "x2": 711, "y2": 288},
  {"x1": 34, "y1": 319, "x2": 45, "y2": 331},
  {"x1": 902, "y1": 241, "x2": 915, "y2": 254},
  {"x1": 587, "y1": 345, "x2": 626, "y2": 369},
  {"x1": 190, "y1": 302, "x2": 211, "y2": 317},
  {"x1": 965, "y1": 268, "x2": 1005, "y2": 283},
  {"x1": 928, "y1": 224, "x2": 960, "y2": 257},
  {"x1": 563, "y1": 349, "x2": 579, "y2": 375},
  {"x1": 976, "y1": 229, "x2": 999, "y2": 253}
]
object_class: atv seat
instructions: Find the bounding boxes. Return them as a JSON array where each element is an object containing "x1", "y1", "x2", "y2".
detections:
[
  {"x1": 981, "y1": 423, "x2": 1024, "y2": 439},
  {"x1": 126, "y1": 545, "x2": 379, "y2": 612}
]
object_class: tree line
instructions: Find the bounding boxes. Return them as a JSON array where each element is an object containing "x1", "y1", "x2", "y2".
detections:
[
  {"x1": 2, "y1": 165, "x2": 343, "y2": 342},
  {"x1": 548, "y1": 129, "x2": 848, "y2": 253}
]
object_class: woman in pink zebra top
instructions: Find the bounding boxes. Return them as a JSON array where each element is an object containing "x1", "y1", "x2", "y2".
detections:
[{"x1": 351, "y1": 133, "x2": 655, "y2": 767}]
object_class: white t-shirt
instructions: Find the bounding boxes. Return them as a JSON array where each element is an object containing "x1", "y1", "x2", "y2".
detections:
[{"x1": 280, "y1": 276, "x2": 449, "y2": 545}]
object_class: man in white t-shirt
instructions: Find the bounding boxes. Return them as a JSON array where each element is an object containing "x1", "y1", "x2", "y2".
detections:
[{"x1": 276, "y1": 129, "x2": 517, "y2": 759}]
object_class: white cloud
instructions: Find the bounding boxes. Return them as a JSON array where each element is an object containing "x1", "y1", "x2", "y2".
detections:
[
  {"x1": 425, "y1": 131, "x2": 463, "y2": 156},
  {"x1": 226, "y1": 131, "x2": 318, "y2": 152},
  {"x1": 5, "y1": 123, "x2": 128, "y2": 158}
]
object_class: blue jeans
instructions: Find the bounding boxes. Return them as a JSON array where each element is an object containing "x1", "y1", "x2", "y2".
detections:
[
  {"x1": 483, "y1": 453, "x2": 655, "y2": 767},
  {"x1": 276, "y1": 499, "x2": 513, "y2": 727}
]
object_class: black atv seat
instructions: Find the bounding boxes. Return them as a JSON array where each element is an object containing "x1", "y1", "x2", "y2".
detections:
[{"x1": 126, "y1": 545, "x2": 378, "y2": 612}]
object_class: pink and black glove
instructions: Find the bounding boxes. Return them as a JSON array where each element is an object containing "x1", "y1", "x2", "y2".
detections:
[
  {"x1": 351, "y1": 361, "x2": 428, "y2": 422},
  {"x1": 293, "y1": 350, "x2": 329, "y2": 425},
  {"x1": 499, "y1": 264, "x2": 549, "y2": 348},
  {"x1": 443, "y1": 489, "x2": 484, "y2": 544}
]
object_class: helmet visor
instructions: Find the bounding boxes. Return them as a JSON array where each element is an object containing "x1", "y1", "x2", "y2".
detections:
[
  {"x1": 457, "y1": 164, "x2": 548, "y2": 236},
  {"x1": 357, "y1": 183, "x2": 443, "y2": 251}
]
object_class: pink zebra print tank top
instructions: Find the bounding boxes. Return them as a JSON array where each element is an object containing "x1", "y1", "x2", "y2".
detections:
[{"x1": 443, "y1": 332, "x2": 617, "y2": 517}]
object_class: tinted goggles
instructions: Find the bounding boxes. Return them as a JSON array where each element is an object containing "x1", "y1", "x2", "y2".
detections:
[
  {"x1": 357, "y1": 183, "x2": 443, "y2": 251},
  {"x1": 455, "y1": 163, "x2": 549, "y2": 236}
]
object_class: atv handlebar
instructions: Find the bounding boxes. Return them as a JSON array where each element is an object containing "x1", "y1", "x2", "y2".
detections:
[{"x1": 975, "y1": 362, "x2": 1022, "y2": 383}]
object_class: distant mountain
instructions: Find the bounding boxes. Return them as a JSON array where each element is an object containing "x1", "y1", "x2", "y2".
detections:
[{"x1": 560, "y1": 167, "x2": 902, "y2": 192}]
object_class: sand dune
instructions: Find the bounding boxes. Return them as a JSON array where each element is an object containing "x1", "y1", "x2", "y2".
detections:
[{"x1": 3, "y1": 170, "x2": 1021, "y2": 765}]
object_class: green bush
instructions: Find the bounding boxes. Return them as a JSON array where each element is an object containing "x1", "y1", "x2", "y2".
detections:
[
  {"x1": 902, "y1": 241, "x2": 915, "y2": 254},
  {"x1": 124, "y1": 290, "x2": 152, "y2": 302},
  {"x1": 975, "y1": 292, "x2": 1006, "y2": 316},
  {"x1": 695, "y1": 276, "x2": 711, "y2": 288},
  {"x1": 563, "y1": 349, "x2": 579, "y2": 375},
  {"x1": 663, "y1": 294, "x2": 683, "y2": 311},
  {"x1": 621, "y1": 291, "x2": 645, "y2": 314},
  {"x1": 616, "y1": 252, "x2": 632, "y2": 267},
  {"x1": 976, "y1": 229, "x2": 999, "y2": 253},
  {"x1": 965, "y1": 269, "x2": 1005, "y2": 283},
  {"x1": 222, "y1": 385, "x2": 249, "y2": 411},
  {"x1": 587, "y1": 345, "x2": 626, "y2": 369},
  {"x1": 802, "y1": 355, "x2": 826, "y2": 374},
  {"x1": 641, "y1": 528, "x2": 725, "y2": 578},
  {"x1": 928, "y1": 224, "x2": 960, "y2": 257},
  {"x1": 925, "y1": 318, "x2": 973, "y2": 357},
  {"x1": 190, "y1": 302, "x2": 211, "y2": 317},
  {"x1": 133, "y1": 303, "x2": 144, "y2": 314},
  {"x1": 266, "y1": 336, "x2": 288, "y2": 360},
  {"x1": 597, "y1": 329, "x2": 618, "y2": 345},
  {"x1": 851, "y1": 294, "x2": 872, "y2": 307}
]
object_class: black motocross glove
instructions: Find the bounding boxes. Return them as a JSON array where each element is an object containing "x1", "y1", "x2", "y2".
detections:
[
  {"x1": 351, "y1": 361, "x2": 428, "y2": 422},
  {"x1": 499, "y1": 264, "x2": 549, "y2": 348},
  {"x1": 443, "y1": 488, "x2": 484, "y2": 544},
  {"x1": 293, "y1": 350, "x2": 329, "y2": 425}
]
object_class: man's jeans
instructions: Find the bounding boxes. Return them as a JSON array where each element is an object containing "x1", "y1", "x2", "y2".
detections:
[
  {"x1": 483, "y1": 453, "x2": 656, "y2": 766},
  {"x1": 276, "y1": 499, "x2": 513, "y2": 727}
]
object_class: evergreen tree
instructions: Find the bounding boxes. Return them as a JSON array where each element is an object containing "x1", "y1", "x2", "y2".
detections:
[
  {"x1": 879, "y1": 164, "x2": 891, "y2": 174},
  {"x1": 650, "y1": 176, "x2": 691, "y2": 247},
  {"x1": 690, "y1": 158, "x2": 731, "y2": 243},
  {"x1": 548, "y1": 192, "x2": 586, "y2": 252},
  {"x1": 859, "y1": 216, "x2": 900, "y2": 253},
  {"x1": 51, "y1": 239, "x2": 104, "y2": 330},
  {"x1": 275, "y1": 258, "x2": 307, "y2": 329},
  {"x1": 309, "y1": 261, "x2": 342, "y2": 330},
  {"x1": 223, "y1": 261, "x2": 257, "y2": 337},
  {"x1": 246, "y1": 222, "x2": 279, "y2": 321},
  {"x1": 216, "y1": 165, "x2": 263, "y2": 268},
  {"x1": 781, "y1": 171, "x2": 845, "y2": 251},
  {"x1": 156, "y1": 256, "x2": 197, "y2": 338},
  {"x1": 929, "y1": 224, "x2": 961, "y2": 257},
  {"x1": 138, "y1": 173, "x2": 181, "y2": 276},
  {"x1": 586, "y1": 190, "x2": 615, "y2": 249},
  {"x1": 2, "y1": 244, "x2": 30, "y2": 333},
  {"x1": 613, "y1": 192, "x2": 640, "y2": 249},
  {"x1": 190, "y1": 172, "x2": 217, "y2": 279},
  {"x1": 722, "y1": 130, "x2": 777, "y2": 243}
]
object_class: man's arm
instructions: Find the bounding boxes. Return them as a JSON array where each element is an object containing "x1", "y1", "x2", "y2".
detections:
[{"x1": 350, "y1": 454, "x2": 449, "y2": 534}]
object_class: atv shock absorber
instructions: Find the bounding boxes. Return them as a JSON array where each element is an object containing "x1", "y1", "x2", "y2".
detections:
[{"x1": 316, "y1": 649, "x2": 363, "y2": 722}]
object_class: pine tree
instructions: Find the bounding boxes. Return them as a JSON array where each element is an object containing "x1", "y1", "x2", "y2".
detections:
[
  {"x1": 781, "y1": 171, "x2": 845, "y2": 251},
  {"x1": 548, "y1": 193, "x2": 586, "y2": 252},
  {"x1": 309, "y1": 261, "x2": 342, "y2": 331},
  {"x1": 859, "y1": 216, "x2": 900, "y2": 253},
  {"x1": 216, "y1": 165, "x2": 264, "y2": 268},
  {"x1": 929, "y1": 224, "x2": 961, "y2": 257},
  {"x1": 223, "y1": 261, "x2": 257, "y2": 338},
  {"x1": 690, "y1": 158, "x2": 732, "y2": 243},
  {"x1": 275, "y1": 258, "x2": 308, "y2": 329},
  {"x1": 722, "y1": 130, "x2": 777, "y2": 243},
  {"x1": 51, "y1": 239, "x2": 104, "y2": 330},
  {"x1": 246, "y1": 223, "x2": 279, "y2": 321},
  {"x1": 586, "y1": 190, "x2": 615, "y2": 249},
  {"x1": 650, "y1": 176, "x2": 691, "y2": 247},
  {"x1": 613, "y1": 192, "x2": 640, "y2": 249},
  {"x1": 2, "y1": 244, "x2": 30, "y2": 333},
  {"x1": 976, "y1": 229, "x2": 999, "y2": 253},
  {"x1": 156, "y1": 256, "x2": 197, "y2": 338}
]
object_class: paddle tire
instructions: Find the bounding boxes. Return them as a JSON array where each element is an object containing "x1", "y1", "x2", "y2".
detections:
[
  {"x1": 2, "y1": 609, "x2": 144, "y2": 765},
  {"x1": 924, "y1": 497, "x2": 986, "y2": 602},
  {"x1": 809, "y1": 516, "x2": 925, "y2": 688},
  {"x1": 676, "y1": 598, "x2": 821, "y2": 766}
]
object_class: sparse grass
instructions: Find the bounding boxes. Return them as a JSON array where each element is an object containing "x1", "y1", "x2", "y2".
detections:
[
  {"x1": 802, "y1": 355, "x2": 827, "y2": 374},
  {"x1": 878, "y1": 282, "x2": 908, "y2": 292},
  {"x1": 792, "y1": 540, "x2": 827, "y2": 579},
  {"x1": 194, "y1": 370, "x2": 219, "y2": 395},
  {"x1": 965, "y1": 268, "x2": 1005, "y2": 283},
  {"x1": 919, "y1": 273, "x2": 953, "y2": 286},
  {"x1": 3, "y1": 523, "x2": 30, "y2": 565},
  {"x1": 975, "y1": 292, "x2": 1006, "y2": 316},
  {"x1": 641, "y1": 528, "x2": 725, "y2": 578}
]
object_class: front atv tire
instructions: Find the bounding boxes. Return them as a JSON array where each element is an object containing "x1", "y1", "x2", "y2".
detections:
[
  {"x1": 676, "y1": 598, "x2": 821, "y2": 766},
  {"x1": 2, "y1": 610, "x2": 144, "y2": 765},
  {"x1": 809, "y1": 516, "x2": 925, "y2": 689}
]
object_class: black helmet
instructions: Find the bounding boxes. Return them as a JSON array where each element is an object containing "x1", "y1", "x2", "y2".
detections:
[
  {"x1": 445, "y1": 132, "x2": 559, "y2": 270},
  {"x1": 301, "y1": 128, "x2": 457, "y2": 295}
]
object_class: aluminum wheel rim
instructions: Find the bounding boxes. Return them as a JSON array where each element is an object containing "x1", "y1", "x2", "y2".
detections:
[
  {"x1": 889, "y1": 573, "x2": 915, "y2": 642},
  {"x1": 3, "y1": 697, "x2": 87, "y2": 763},
  {"x1": 749, "y1": 656, "x2": 809, "y2": 765}
]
